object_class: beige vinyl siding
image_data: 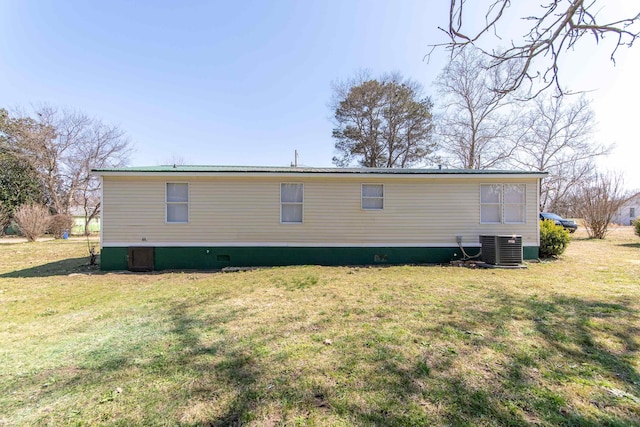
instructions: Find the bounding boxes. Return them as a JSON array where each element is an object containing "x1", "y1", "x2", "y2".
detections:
[{"x1": 102, "y1": 175, "x2": 540, "y2": 246}]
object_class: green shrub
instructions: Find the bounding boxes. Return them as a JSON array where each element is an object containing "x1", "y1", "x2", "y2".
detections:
[
  {"x1": 0, "y1": 202, "x2": 10, "y2": 236},
  {"x1": 634, "y1": 217, "x2": 640, "y2": 238},
  {"x1": 539, "y1": 219, "x2": 571, "y2": 258}
]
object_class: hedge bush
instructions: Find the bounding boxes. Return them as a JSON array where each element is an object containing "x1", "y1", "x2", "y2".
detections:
[
  {"x1": 49, "y1": 214, "x2": 74, "y2": 239},
  {"x1": 634, "y1": 217, "x2": 640, "y2": 238},
  {"x1": 539, "y1": 219, "x2": 571, "y2": 258},
  {"x1": 14, "y1": 203, "x2": 52, "y2": 242}
]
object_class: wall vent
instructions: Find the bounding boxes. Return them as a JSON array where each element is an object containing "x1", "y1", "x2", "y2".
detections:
[{"x1": 479, "y1": 235, "x2": 523, "y2": 266}]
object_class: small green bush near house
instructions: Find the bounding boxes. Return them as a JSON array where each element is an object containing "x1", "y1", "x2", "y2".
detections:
[
  {"x1": 540, "y1": 219, "x2": 571, "y2": 257},
  {"x1": 634, "y1": 217, "x2": 640, "y2": 238}
]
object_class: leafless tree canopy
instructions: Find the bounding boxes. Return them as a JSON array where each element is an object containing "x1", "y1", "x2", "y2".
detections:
[
  {"x1": 571, "y1": 172, "x2": 629, "y2": 239},
  {"x1": 434, "y1": 48, "x2": 521, "y2": 169},
  {"x1": 434, "y1": 49, "x2": 612, "y2": 213},
  {"x1": 9, "y1": 105, "x2": 131, "y2": 232},
  {"x1": 331, "y1": 72, "x2": 437, "y2": 168},
  {"x1": 163, "y1": 154, "x2": 189, "y2": 167},
  {"x1": 508, "y1": 92, "x2": 610, "y2": 212},
  {"x1": 435, "y1": 0, "x2": 640, "y2": 96}
]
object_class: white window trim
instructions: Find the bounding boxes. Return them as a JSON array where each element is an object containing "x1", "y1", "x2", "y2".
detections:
[
  {"x1": 480, "y1": 183, "x2": 526, "y2": 225},
  {"x1": 361, "y1": 183, "x2": 384, "y2": 210},
  {"x1": 165, "y1": 182, "x2": 189, "y2": 224},
  {"x1": 280, "y1": 182, "x2": 304, "y2": 224}
]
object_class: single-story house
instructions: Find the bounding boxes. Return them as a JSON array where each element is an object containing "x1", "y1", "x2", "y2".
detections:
[
  {"x1": 92, "y1": 166, "x2": 547, "y2": 271},
  {"x1": 612, "y1": 192, "x2": 640, "y2": 226},
  {"x1": 69, "y1": 206, "x2": 101, "y2": 235}
]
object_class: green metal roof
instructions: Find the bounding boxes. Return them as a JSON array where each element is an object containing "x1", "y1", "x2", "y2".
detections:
[{"x1": 93, "y1": 165, "x2": 547, "y2": 176}]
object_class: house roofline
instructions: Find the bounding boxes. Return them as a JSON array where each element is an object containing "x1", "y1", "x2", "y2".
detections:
[{"x1": 92, "y1": 165, "x2": 548, "y2": 179}]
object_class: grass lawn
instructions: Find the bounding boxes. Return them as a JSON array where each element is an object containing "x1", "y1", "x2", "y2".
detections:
[{"x1": 1, "y1": 230, "x2": 639, "y2": 426}]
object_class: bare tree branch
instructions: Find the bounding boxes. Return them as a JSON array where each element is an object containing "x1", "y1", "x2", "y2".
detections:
[
  {"x1": 429, "y1": 0, "x2": 640, "y2": 96},
  {"x1": 434, "y1": 47, "x2": 521, "y2": 169},
  {"x1": 11, "y1": 105, "x2": 131, "y2": 226},
  {"x1": 571, "y1": 172, "x2": 630, "y2": 238},
  {"x1": 507, "y1": 92, "x2": 610, "y2": 212}
]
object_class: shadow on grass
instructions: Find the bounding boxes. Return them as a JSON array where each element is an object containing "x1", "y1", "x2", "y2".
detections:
[
  {"x1": 2, "y1": 300, "x2": 253, "y2": 425},
  {"x1": 331, "y1": 294, "x2": 640, "y2": 426},
  {"x1": 160, "y1": 302, "x2": 268, "y2": 426},
  {"x1": 471, "y1": 297, "x2": 634, "y2": 425},
  {"x1": 0, "y1": 256, "x2": 101, "y2": 278},
  {"x1": 4, "y1": 287, "x2": 640, "y2": 425},
  {"x1": 530, "y1": 297, "x2": 640, "y2": 387},
  {"x1": 617, "y1": 242, "x2": 640, "y2": 249}
]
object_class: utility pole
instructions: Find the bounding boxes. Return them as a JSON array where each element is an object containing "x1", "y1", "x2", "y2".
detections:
[{"x1": 290, "y1": 150, "x2": 299, "y2": 167}]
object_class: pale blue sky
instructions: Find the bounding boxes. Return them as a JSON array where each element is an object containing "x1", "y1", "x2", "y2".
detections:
[{"x1": 1, "y1": 1, "x2": 638, "y2": 190}]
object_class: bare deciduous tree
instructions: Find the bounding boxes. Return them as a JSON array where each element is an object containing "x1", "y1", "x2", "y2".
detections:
[
  {"x1": 331, "y1": 72, "x2": 437, "y2": 168},
  {"x1": 433, "y1": 0, "x2": 640, "y2": 96},
  {"x1": 11, "y1": 106, "x2": 131, "y2": 231},
  {"x1": 74, "y1": 189, "x2": 101, "y2": 236},
  {"x1": 571, "y1": 172, "x2": 629, "y2": 239},
  {"x1": 434, "y1": 48, "x2": 521, "y2": 169},
  {"x1": 509, "y1": 93, "x2": 610, "y2": 212},
  {"x1": 162, "y1": 154, "x2": 189, "y2": 166},
  {"x1": 14, "y1": 203, "x2": 52, "y2": 242}
]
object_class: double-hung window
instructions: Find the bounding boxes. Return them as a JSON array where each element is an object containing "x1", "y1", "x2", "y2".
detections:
[
  {"x1": 362, "y1": 184, "x2": 384, "y2": 210},
  {"x1": 503, "y1": 184, "x2": 526, "y2": 223},
  {"x1": 281, "y1": 183, "x2": 303, "y2": 223},
  {"x1": 480, "y1": 184, "x2": 525, "y2": 224},
  {"x1": 166, "y1": 183, "x2": 189, "y2": 223}
]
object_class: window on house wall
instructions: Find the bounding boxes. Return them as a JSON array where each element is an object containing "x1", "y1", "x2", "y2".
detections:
[
  {"x1": 166, "y1": 183, "x2": 188, "y2": 223},
  {"x1": 631, "y1": 207, "x2": 636, "y2": 218},
  {"x1": 480, "y1": 184, "x2": 525, "y2": 224},
  {"x1": 504, "y1": 184, "x2": 526, "y2": 223},
  {"x1": 281, "y1": 183, "x2": 303, "y2": 223},
  {"x1": 480, "y1": 184, "x2": 502, "y2": 223},
  {"x1": 362, "y1": 184, "x2": 384, "y2": 210}
]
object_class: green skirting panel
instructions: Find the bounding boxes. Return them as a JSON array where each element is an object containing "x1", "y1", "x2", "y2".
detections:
[
  {"x1": 523, "y1": 246, "x2": 539, "y2": 260},
  {"x1": 100, "y1": 247, "x2": 129, "y2": 271},
  {"x1": 100, "y1": 245, "x2": 540, "y2": 271}
]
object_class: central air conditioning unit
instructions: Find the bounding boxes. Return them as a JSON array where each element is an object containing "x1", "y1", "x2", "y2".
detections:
[{"x1": 479, "y1": 235, "x2": 523, "y2": 266}]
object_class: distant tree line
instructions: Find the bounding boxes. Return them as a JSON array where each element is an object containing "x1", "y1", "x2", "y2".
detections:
[{"x1": 0, "y1": 106, "x2": 131, "y2": 238}]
